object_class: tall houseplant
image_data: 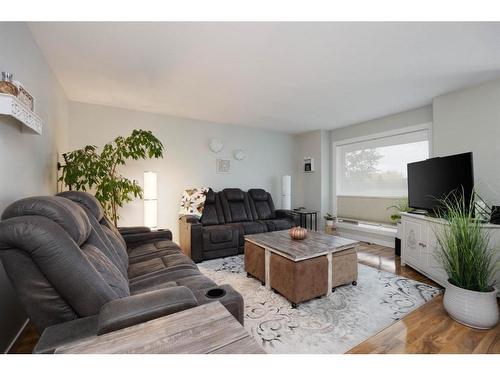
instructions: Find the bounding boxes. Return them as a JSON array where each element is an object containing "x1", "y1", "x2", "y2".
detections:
[
  {"x1": 59, "y1": 129, "x2": 164, "y2": 225},
  {"x1": 434, "y1": 190, "x2": 498, "y2": 329}
]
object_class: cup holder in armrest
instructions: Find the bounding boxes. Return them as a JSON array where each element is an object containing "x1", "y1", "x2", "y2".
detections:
[{"x1": 205, "y1": 288, "x2": 227, "y2": 299}]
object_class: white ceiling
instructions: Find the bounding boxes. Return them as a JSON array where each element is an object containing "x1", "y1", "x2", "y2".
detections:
[{"x1": 29, "y1": 22, "x2": 500, "y2": 133}]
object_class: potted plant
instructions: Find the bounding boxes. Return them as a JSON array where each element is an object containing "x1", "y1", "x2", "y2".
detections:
[
  {"x1": 387, "y1": 198, "x2": 409, "y2": 244},
  {"x1": 324, "y1": 213, "x2": 336, "y2": 227},
  {"x1": 58, "y1": 129, "x2": 164, "y2": 225},
  {"x1": 387, "y1": 198, "x2": 409, "y2": 223},
  {"x1": 435, "y1": 190, "x2": 498, "y2": 329}
]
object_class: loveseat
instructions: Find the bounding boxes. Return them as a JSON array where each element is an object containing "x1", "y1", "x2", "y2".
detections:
[
  {"x1": 0, "y1": 191, "x2": 243, "y2": 353},
  {"x1": 179, "y1": 188, "x2": 299, "y2": 263}
]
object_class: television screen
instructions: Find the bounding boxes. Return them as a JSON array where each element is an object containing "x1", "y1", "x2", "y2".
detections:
[{"x1": 407, "y1": 152, "x2": 474, "y2": 213}]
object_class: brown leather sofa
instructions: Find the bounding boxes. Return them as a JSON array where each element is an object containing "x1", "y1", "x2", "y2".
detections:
[{"x1": 179, "y1": 188, "x2": 299, "y2": 263}]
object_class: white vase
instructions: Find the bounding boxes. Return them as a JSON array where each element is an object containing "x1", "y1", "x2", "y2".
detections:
[{"x1": 443, "y1": 280, "x2": 499, "y2": 329}]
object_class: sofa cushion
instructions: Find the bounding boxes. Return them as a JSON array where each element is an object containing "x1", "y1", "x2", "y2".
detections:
[
  {"x1": 127, "y1": 240, "x2": 182, "y2": 263},
  {"x1": 225, "y1": 221, "x2": 267, "y2": 246},
  {"x1": 210, "y1": 228, "x2": 233, "y2": 243},
  {"x1": 163, "y1": 253, "x2": 196, "y2": 268},
  {"x1": 129, "y1": 267, "x2": 201, "y2": 284},
  {"x1": 57, "y1": 191, "x2": 104, "y2": 221},
  {"x1": 1, "y1": 196, "x2": 92, "y2": 246},
  {"x1": 81, "y1": 244, "x2": 130, "y2": 298},
  {"x1": 127, "y1": 255, "x2": 197, "y2": 279},
  {"x1": 200, "y1": 189, "x2": 225, "y2": 226},
  {"x1": 80, "y1": 213, "x2": 129, "y2": 279},
  {"x1": 248, "y1": 188, "x2": 268, "y2": 201},
  {"x1": 175, "y1": 275, "x2": 217, "y2": 291},
  {"x1": 231, "y1": 221, "x2": 267, "y2": 235},
  {"x1": 201, "y1": 225, "x2": 239, "y2": 251},
  {"x1": 248, "y1": 189, "x2": 276, "y2": 220},
  {"x1": 224, "y1": 189, "x2": 245, "y2": 201},
  {"x1": 261, "y1": 219, "x2": 292, "y2": 232},
  {"x1": 220, "y1": 188, "x2": 254, "y2": 223},
  {"x1": 100, "y1": 216, "x2": 127, "y2": 249},
  {"x1": 130, "y1": 280, "x2": 178, "y2": 295}
]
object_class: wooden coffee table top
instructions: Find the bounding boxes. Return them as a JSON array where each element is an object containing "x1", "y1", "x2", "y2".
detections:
[
  {"x1": 245, "y1": 230, "x2": 359, "y2": 261},
  {"x1": 55, "y1": 302, "x2": 265, "y2": 354}
]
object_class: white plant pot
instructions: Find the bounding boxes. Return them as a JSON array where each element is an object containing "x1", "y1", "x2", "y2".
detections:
[
  {"x1": 326, "y1": 220, "x2": 334, "y2": 227},
  {"x1": 443, "y1": 280, "x2": 499, "y2": 329}
]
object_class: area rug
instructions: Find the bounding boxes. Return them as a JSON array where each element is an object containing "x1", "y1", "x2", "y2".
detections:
[{"x1": 198, "y1": 255, "x2": 441, "y2": 354}]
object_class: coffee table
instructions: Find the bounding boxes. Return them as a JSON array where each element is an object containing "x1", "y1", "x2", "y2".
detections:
[{"x1": 244, "y1": 230, "x2": 359, "y2": 307}]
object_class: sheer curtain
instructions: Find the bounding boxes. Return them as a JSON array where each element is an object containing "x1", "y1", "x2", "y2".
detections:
[{"x1": 336, "y1": 130, "x2": 429, "y2": 197}]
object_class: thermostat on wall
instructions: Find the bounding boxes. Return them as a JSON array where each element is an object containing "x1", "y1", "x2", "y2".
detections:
[{"x1": 304, "y1": 157, "x2": 315, "y2": 173}]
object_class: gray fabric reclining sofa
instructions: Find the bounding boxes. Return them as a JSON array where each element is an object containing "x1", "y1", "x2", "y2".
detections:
[
  {"x1": 0, "y1": 191, "x2": 243, "y2": 353},
  {"x1": 179, "y1": 188, "x2": 300, "y2": 263}
]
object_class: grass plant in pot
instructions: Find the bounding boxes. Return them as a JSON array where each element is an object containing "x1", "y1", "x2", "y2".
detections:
[{"x1": 434, "y1": 190, "x2": 498, "y2": 329}]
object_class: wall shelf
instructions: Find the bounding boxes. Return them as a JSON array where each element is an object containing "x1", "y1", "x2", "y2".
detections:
[{"x1": 0, "y1": 93, "x2": 43, "y2": 134}]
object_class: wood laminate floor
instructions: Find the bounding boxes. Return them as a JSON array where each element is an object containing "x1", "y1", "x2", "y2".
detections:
[
  {"x1": 8, "y1": 243, "x2": 500, "y2": 354},
  {"x1": 350, "y1": 243, "x2": 499, "y2": 354}
]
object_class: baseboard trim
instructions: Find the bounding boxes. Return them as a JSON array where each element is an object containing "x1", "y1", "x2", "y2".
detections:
[{"x1": 4, "y1": 318, "x2": 29, "y2": 354}]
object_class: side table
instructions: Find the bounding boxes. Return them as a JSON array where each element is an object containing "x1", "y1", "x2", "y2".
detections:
[{"x1": 292, "y1": 210, "x2": 318, "y2": 231}]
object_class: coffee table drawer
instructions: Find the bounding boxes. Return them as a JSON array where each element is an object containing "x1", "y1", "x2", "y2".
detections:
[
  {"x1": 332, "y1": 248, "x2": 358, "y2": 288},
  {"x1": 244, "y1": 241, "x2": 265, "y2": 282},
  {"x1": 270, "y1": 253, "x2": 328, "y2": 304}
]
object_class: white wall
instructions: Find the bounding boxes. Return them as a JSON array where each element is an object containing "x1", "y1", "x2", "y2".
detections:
[
  {"x1": 330, "y1": 105, "x2": 433, "y2": 222},
  {"x1": 292, "y1": 129, "x2": 330, "y2": 227},
  {"x1": 433, "y1": 78, "x2": 500, "y2": 204},
  {"x1": 0, "y1": 23, "x2": 69, "y2": 352},
  {"x1": 68, "y1": 102, "x2": 295, "y2": 241}
]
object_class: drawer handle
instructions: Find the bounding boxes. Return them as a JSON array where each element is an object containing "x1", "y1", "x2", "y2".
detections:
[{"x1": 419, "y1": 242, "x2": 427, "y2": 248}]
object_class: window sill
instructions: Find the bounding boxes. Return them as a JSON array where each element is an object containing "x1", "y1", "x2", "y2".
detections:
[{"x1": 337, "y1": 195, "x2": 407, "y2": 200}]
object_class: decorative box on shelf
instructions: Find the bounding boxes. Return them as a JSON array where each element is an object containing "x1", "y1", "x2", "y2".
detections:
[{"x1": 0, "y1": 93, "x2": 43, "y2": 134}]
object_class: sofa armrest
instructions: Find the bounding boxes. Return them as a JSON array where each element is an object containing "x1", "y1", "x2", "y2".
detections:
[
  {"x1": 179, "y1": 215, "x2": 203, "y2": 262},
  {"x1": 34, "y1": 316, "x2": 99, "y2": 354},
  {"x1": 179, "y1": 215, "x2": 201, "y2": 224},
  {"x1": 118, "y1": 226, "x2": 151, "y2": 235},
  {"x1": 97, "y1": 287, "x2": 198, "y2": 335},
  {"x1": 122, "y1": 229, "x2": 173, "y2": 247},
  {"x1": 276, "y1": 209, "x2": 301, "y2": 226}
]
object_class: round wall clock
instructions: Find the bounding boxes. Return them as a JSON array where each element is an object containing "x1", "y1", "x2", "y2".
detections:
[{"x1": 208, "y1": 138, "x2": 224, "y2": 153}]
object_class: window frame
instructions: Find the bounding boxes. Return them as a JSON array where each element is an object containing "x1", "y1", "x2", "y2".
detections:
[{"x1": 334, "y1": 123, "x2": 433, "y2": 199}]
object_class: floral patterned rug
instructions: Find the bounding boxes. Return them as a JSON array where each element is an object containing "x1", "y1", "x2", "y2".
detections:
[{"x1": 198, "y1": 255, "x2": 441, "y2": 354}]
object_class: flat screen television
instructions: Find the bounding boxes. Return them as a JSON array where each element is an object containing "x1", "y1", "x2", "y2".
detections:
[{"x1": 407, "y1": 152, "x2": 474, "y2": 214}]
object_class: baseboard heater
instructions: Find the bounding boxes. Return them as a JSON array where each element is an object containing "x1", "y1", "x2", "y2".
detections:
[
  {"x1": 338, "y1": 218, "x2": 359, "y2": 225},
  {"x1": 335, "y1": 218, "x2": 396, "y2": 248}
]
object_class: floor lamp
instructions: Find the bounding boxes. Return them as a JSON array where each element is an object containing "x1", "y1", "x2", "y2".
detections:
[
  {"x1": 282, "y1": 175, "x2": 291, "y2": 210},
  {"x1": 143, "y1": 171, "x2": 158, "y2": 229}
]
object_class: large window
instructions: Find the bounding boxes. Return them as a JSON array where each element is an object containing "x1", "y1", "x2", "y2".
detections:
[{"x1": 336, "y1": 128, "x2": 430, "y2": 197}]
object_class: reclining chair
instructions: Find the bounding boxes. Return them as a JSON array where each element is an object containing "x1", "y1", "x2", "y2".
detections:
[
  {"x1": 0, "y1": 192, "x2": 243, "y2": 353},
  {"x1": 180, "y1": 188, "x2": 299, "y2": 262}
]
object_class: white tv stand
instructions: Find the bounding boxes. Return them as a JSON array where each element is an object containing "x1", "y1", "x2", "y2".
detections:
[{"x1": 401, "y1": 212, "x2": 500, "y2": 295}]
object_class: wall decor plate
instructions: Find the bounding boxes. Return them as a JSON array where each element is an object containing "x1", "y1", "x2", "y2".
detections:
[
  {"x1": 209, "y1": 138, "x2": 224, "y2": 153},
  {"x1": 233, "y1": 149, "x2": 246, "y2": 161}
]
